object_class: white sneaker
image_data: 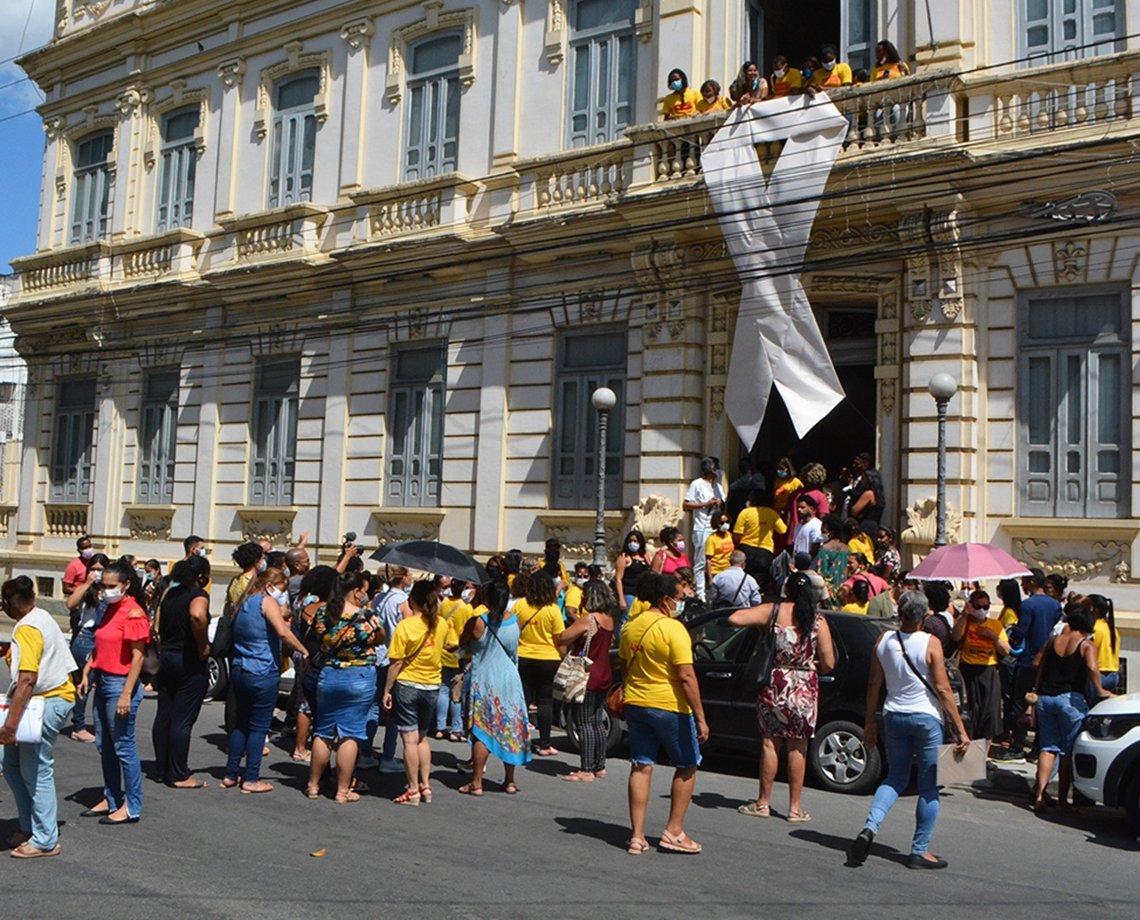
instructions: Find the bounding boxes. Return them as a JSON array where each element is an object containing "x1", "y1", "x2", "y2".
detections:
[
  {"x1": 356, "y1": 754, "x2": 379, "y2": 769},
  {"x1": 378, "y1": 757, "x2": 404, "y2": 774}
]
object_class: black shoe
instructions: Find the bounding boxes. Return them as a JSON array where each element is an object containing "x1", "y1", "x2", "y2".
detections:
[
  {"x1": 98, "y1": 815, "x2": 139, "y2": 826},
  {"x1": 79, "y1": 808, "x2": 110, "y2": 818},
  {"x1": 847, "y1": 828, "x2": 874, "y2": 866},
  {"x1": 991, "y1": 748, "x2": 1026, "y2": 764},
  {"x1": 908, "y1": 853, "x2": 948, "y2": 870}
]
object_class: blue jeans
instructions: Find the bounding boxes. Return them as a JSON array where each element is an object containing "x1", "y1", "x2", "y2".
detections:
[
  {"x1": 863, "y1": 711, "x2": 941, "y2": 856},
  {"x1": 70, "y1": 629, "x2": 96, "y2": 733},
  {"x1": 3, "y1": 696, "x2": 71, "y2": 849},
  {"x1": 225, "y1": 666, "x2": 279, "y2": 783},
  {"x1": 1036, "y1": 691, "x2": 1088, "y2": 755},
  {"x1": 367, "y1": 664, "x2": 400, "y2": 760},
  {"x1": 436, "y1": 667, "x2": 462, "y2": 734},
  {"x1": 94, "y1": 672, "x2": 144, "y2": 819}
]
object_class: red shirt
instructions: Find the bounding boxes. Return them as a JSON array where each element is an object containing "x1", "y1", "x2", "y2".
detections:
[
  {"x1": 788, "y1": 488, "x2": 832, "y2": 537},
  {"x1": 92, "y1": 596, "x2": 150, "y2": 675},
  {"x1": 63, "y1": 557, "x2": 87, "y2": 593}
]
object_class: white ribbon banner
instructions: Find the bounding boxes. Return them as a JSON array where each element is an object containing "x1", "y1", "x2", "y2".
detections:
[{"x1": 701, "y1": 94, "x2": 848, "y2": 445}]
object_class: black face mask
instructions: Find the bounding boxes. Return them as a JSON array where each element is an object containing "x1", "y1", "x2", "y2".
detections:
[
  {"x1": 487, "y1": 564, "x2": 502, "y2": 579},
  {"x1": 544, "y1": 549, "x2": 559, "y2": 563}
]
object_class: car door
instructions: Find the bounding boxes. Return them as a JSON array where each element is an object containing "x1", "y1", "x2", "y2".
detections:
[{"x1": 687, "y1": 609, "x2": 758, "y2": 746}]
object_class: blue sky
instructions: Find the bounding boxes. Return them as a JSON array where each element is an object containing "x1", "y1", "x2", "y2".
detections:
[{"x1": 0, "y1": 0, "x2": 54, "y2": 273}]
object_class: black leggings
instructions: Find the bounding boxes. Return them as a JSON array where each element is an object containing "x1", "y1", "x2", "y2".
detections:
[
  {"x1": 518, "y1": 657, "x2": 559, "y2": 748},
  {"x1": 152, "y1": 649, "x2": 209, "y2": 783}
]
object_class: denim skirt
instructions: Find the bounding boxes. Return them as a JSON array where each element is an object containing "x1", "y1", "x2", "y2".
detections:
[{"x1": 314, "y1": 665, "x2": 376, "y2": 742}]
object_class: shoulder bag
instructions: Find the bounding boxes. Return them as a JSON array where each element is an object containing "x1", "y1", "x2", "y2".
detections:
[
  {"x1": 894, "y1": 630, "x2": 961, "y2": 743},
  {"x1": 553, "y1": 615, "x2": 595, "y2": 705},
  {"x1": 753, "y1": 602, "x2": 782, "y2": 689},
  {"x1": 0, "y1": 694, "x2": 45, "y2": 744},
  {"x1": 606, "y1": 617, "x2": 666, "y2": 718}
]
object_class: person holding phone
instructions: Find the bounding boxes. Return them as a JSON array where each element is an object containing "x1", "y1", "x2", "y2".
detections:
[{"x1": 952, "y1": 589, "x2": 1010, "y2": 761}]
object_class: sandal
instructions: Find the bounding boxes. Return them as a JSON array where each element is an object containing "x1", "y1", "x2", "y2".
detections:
[
  {"x1": 561, "y1": 772, "x2": 596, "y2": 783},
  {"x1": 448, "y1": 733, "x2": 466, "y2": 743},
  {"x1": 291, "y1": 752, "x2": 312, "y2": 764},
  {"x1": 393, "y1": 788, "x2": 422, "y2": 807},
  {"x1": 457, "y1": 783, "x2": 484, "y2": 797},
  {"x1": 220, "y1": 778, "x2": 240, "y2": 790},
  {"x1": 334, "y1": 790, "x2": 361, "y2": 804},
  {"x1": 534, "y1": 746, "x2": 559, "y2": 757},
  {"x1": 502, "y1": 782, "x2": 519, "y2": 795},
  {"x1": 10, "y1": 841, "x2": 61, "y2": 859},
  {"x1": 786, "y1": 810, "x2": 812, "y2": 823},
  {"x1": 240, "y1": 781, "x2": 274, "y2": 795},
  {"x1": 627, "y1": 838, "x2": 650, "y2": 856},
  {"x1": 304, "y1": 786, "x2": 321, "y2": 800},
  {"x1": 658, "y1": 830, "x2": 702, "y2": 854},
  {"x1": 419, "y1": 785, "x2": 433, "y2": 803},
  {"x1": 432, "y1": 731, "x2": 447, "y2": 741},
  {"x1": 737, "y1": 801, "x2": 770, "y2": 818}
]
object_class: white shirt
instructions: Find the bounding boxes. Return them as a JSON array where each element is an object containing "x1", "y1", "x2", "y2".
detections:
[
  {"x1": 793, "y1": 517, "x2": 823, "y2": 556},
  {"x1": 685, "y1": 477, "x2": 722, "y2": 532},
  {"x1": 710, "y1": 568, "x2": 762, "y2": 608},
  {"x1": 9, "y1": 608, "x2": 75, "y2": 697},
  {"x1": 876, "y1": 630, "x2": 942, "y2": 721}
]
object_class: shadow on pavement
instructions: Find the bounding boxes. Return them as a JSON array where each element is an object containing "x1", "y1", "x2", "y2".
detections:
[
  {"x1": 63, "y1": 786, "x2": 106, "y2": 809},
  {"x1": 1030, "y1": 806, "x2": 1140, "y2": 851},
  {"x1": 553, "y1": 815, "x2": 631, "y2": 851},
  {"x1": 689, "y1": 790, "x2": 743, "y2": 811},
  {"x1": 524, "y1": 757, "x2": 570, "y2": 778},
  {"x1": 790, "y1": 828, "x2": 909, "y2": 868}
]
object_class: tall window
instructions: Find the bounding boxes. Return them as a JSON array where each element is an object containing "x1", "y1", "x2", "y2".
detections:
[
  {"x1": 553, "y1": 329, "x2": 626, "y2": 509},
  {"x1": 250, "y1": 358, "x2": 299, "y2": 505},
  {"x1": 387, "y1": 343, "x2": 445, "y2": 507},
  {"x1": 1018, "y1": 289, "x2": 1129, "y2": 518},
  {"x1": 137, "y1": 368, "x2": 179, "y2": 504},
  {"x1": 156, "y1": 109, "x2": 199, "y2": 232},
  {"x1": 569, "y1": 0, "x2": 636, "y2": 148},
  {"x1": 268, "y1": 71, "x2": 319, "y2": 209},
  {"x1": 842, "y1": 0, "x2": 876, "y2": 73},
  {"x1": 1023, "y1": 0, "x2": 1122, "y2": 63},
  {"x1": 404, "y1": 34, "x2": 462, "y2": 181},
  {"x1": 70, "y1": 131, "x2": 114, "y2": 245},
  {"x1": 51, "y1": 379, "x2": 96, "y2": 502},
  {"x1": 743, "y1": 0, "x2": 764, "y2": 70}
]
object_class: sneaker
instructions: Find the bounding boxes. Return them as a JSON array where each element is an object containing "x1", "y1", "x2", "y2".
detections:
[
  {"x1": 356, "y1": 754, "x2": 379, "y2": 769},
  {"x1": 847, "y1": 828, "x2": 874, "y2": 866},
  {"x1": 378, "y1": 757, "x2": 405, "y2": 774},
  {"x1": 990, "y1": 748, "x2": 1026, "y2": 764}
]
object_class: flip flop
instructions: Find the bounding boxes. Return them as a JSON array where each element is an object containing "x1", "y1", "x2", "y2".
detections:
[
  {"x1": 627, "y1": 838, "x2": 650, "y2": 856},
  {"x1": 658, "y1": 830, "x2": 702, "y2": 854},
  {"x1": 457, "y1": 783, "x2": 484, "y2": 797},
  {"x1": 220, "y1": 778, "x2": 240, "y2": 790},
  {"x1": 10, "y1": 842, "x2": 61, "y2": 859},
  {"x1": 304, "y1": 786, "x2": 321, "y2": 800},
  {"x1": 240, "y1": 782, "x2": 274, "y2": 795},
  {"x1": 561, "y1": 772, "x2": 596, "y2": 783},
  {"x1": 786, "y1": 810, "x2": 812, "y2": 823},
  {"x1": 502, "y1": 782, "x2": 520, "y2": 795},
  {"x1": 169, "y1": 780, "x2": 208, "y2": 790},
  {"x1": 737, "y1": 802, "x2": 770, "y2": 818},
  {"x1": 291, "y1": 753, "x2": 312, "y2": 764},
  {"x1": 334, "y1": 790, "x2": 362, "y2": 804}
]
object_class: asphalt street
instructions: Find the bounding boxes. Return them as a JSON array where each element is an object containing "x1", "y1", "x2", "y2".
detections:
[{"x1": 2, "y1": 693, "x2": 1138, "y2": 920}]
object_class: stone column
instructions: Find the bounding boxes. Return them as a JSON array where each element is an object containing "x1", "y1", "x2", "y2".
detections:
[
  {"x1": 472, "y1": 293, "x2": 509, "y2": 553},
  {"x1": 213, "y1": 58, "x2": 246, "y2": 221},
  {"x1": 338, "y1": 19, "x2": 374, "y2": 195}
]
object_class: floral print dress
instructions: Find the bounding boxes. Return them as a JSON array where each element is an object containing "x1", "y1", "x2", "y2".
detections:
[
  {"x1": 467, "y1": 613, "x2": 532, "y2": 766},
  {"x1": 756, "y1": 618, "x2": 820, "y2": 740}
]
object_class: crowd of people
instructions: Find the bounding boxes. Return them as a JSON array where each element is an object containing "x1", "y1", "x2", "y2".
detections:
[
  {"x1": 660, "y1": 40, "x2": 911, "y2": 120},
  {"x1": 0, "y1": 454, "x2": 1127, "y2": 862}
]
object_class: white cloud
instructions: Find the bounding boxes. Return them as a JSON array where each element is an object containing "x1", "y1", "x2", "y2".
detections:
[{"x1": 0, "y1": 0, "x2": 56, "y2": 116}]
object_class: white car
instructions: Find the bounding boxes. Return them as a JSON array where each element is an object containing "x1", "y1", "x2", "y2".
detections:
[{"x1": 1072, "y1": 692, "x2": 1140, "y2": 833}]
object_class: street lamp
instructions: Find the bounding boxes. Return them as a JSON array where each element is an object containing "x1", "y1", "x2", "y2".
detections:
[
  {"x1": 591, "y1": 386, "x2": 617, "y2": 567},
  {"x1": 927, "y1": 373, "x2": 958, "y2": 548}
]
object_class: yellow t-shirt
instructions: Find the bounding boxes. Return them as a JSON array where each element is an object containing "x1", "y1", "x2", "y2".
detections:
[
  {"x1": 734, "y1": 506, "x2": 788, "y2": 551},
  {"x1": 225, "y1": 573, "x2": 252, "y2": 616},
  {"x1": 840, "y1": 602, "x2": 869, "y2": 615},
  {"x1": 628, "y1": 598, "x2": 651, "y2": 620},
  {"x1": 438, "y1": 597, "x2": 473, "y2": 669},
  {"x1": 390, "y1": 615, "x2": 456, "y2": 686},
  {"x1": 959, "y1": 618, "x2": 1008, "y2": 667},
  {"x1": 811, "y1": 62, "x2": 853, "y2": 88},
  {"x1": 848, "y1": 534, "x2": 875, "y2": 561},
  {"x1": 563, "y1": 584, "x2": 583, "y2": 616},
  {"x1": 695, "y1": 96, "x2": 731, "y2": 114},
  {"x1": 10, "y1": 623, "x2": 77, "y2": 702},
  {"x1": 770, "y1": 69, "x2": 804, "y2": 96},
  {"x1": 661, "y1": 87, "x2": 701, "y2": 119},
  {"x1": 514, "y1": 600, "x2": 565, "y2": 661},
  {"x1": 773, "y1": 476, "x2": 803, "y2": 512},
  {"x1": 620, "y1": 613, "x2": 694, "y2": 714},
  {"x1": 1093, "y1": 618, "x2": 1121, "y2": 673},
  {"x1": 871, "y1": 62, "x2": 909, "y2": 80},
  {"x1": 998, "y1": 603, "x2": 1019, "y2": 629},
  {"x1": 704, "y1": 531, "x2": 735, "y2": 576}
]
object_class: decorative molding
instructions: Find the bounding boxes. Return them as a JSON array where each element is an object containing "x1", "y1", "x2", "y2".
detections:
[
  {"x1": 115, "y1": 82, "x2": 151, "y2": 117},
  {"x1": 710, "y1": 293, "x2": 734, "y2": 333},
  {"x1": 1013, "y1": 538, "x2": 1129, "y2": 581},
  {"x1": 930, "y1": 209, "x2": 964, "y2": 321},
  {"x1": 45, "y1": 503, "x2": 89, "y2": 538},
  {"x1": 135, "y1": 340, "x2": 185, "y2": 370},
  {"x1": 218, "y1": 59, "x2": 246, "y2": 89},
  {"x1": 235, "y1": 506, "x2": 297, "y2": 546},
  {"x1": 370, "y1": 508, "x2": 446, "y2": 546},
  {"x1": 395, "y1": 307, "x2": 450, "y2": 342},
  {"x1": 124, "y1": 504, "x2": 176, "y2": 542},
  {"x1": 254, "y1": 43, "x2": 332, "y2": 140},
  {"x1": 807, "y1": 273, "x2": 888, "y2": 295},
  {"x1": 879, "y1": 379, "x2": 897, "y2": 416},
  {"x1": 340, "y1": 18, "x2": 375, "y2": 52},
  {"x1": 810, "y1": 223, "x2": 898, "y2": 250},
  {"x1": 387, "y1": 5, "x2": 478, "y2": 104},
  {"x1": 249, "y1": 325, "x2": 306, "y2": 357},
  {"x1": 900, "y1": 498, "x2": 961, "y2": 549},
  {"x1": 549, "y1": 288, "x2": 632, "y2": 327},
  {"x1": 54, "y1": 107, "x2": 120, "y2": 204},
  {"x1": 1112, "y1": 560, "x2": 1131, "y2": 583},
  {"x1": 536, "y1": 511, "x2": 626, "y2": 559},
  {"x1": 1053, "y1": 240, "x2": 1088, "y2": 283},
  {"x1": 544, "y1": 0, "x2": 567, "y2": 65},
  {"x1": 145, "y1": 81, "x2": 209, "y2": 168},
  {"x1": 709, "y1": 385, "x2": 725, "y2": 419},
  {"x1": 629, "y1": 495, "x2": 683, "y2": 549}
]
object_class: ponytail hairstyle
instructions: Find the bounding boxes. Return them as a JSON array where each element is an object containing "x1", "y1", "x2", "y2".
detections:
[
  {"x1": 298, "y1": 565, "x2": 339, "y2": 603},
  {"x1": 483, "y1": 579, "x2": 510, "y2": 628},
  {"x1": 104, "y1": 559, "x2": 146, "y2": 608},
  {"x1": 1089, "y1": 594, "x2": 1117, "y2": 652},
  {"x1": 246, "y1": 566, "x2": 288, "y2": 600},
  {"x1": 326, "y1": 570, "x2": 369, "y2": 623},
  {"x1": 784, "y1": 571, "x2": 817, "y2": 634},
  {"x1": 168, "y1": 555, "x2": 210, "y2": 595},
  {"x1": 409, "y1": 579, "x2": 440, "y2": 634}
]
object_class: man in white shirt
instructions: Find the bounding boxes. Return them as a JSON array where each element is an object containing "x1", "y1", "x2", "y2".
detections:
[
  {"x1": 683, "y1": 456, "x2": 724, "y2": 601},
  {"x1": 710, "y1": 551, "x2": 762, "y2": 608},
  {"x1": 792, "y1": 495, "x2": 823, "y2": 558}
]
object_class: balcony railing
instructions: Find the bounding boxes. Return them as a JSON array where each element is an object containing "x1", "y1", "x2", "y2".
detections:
[
  {"x1": 516, "y1": 143, "x2": 631, "y2": 213},
  {"x1": 350, "y1": 174, "x2": 481, "y2": 241},
  {"x1": 214, "y1": 202, "x2": 330, "y2": 268},
  {"x1": 113, "y1": 228, "x2": 204, "y2": 281}
]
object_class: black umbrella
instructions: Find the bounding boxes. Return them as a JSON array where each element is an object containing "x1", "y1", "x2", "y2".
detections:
[{"x1": 369, "y1": 540, "x2": 489, "y2": 585}]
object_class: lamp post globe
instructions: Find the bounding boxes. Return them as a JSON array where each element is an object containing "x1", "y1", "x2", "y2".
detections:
[
  {"x1": 928, "y1": 373, "x2": 958, "y2": 401},
  {"x1": 591, "y1": 387, "x2": 617, "y2": 412}
]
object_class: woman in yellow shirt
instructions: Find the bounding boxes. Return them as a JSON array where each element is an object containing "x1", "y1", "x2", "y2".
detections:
[
  {"x1": 513, "y1": 570, "x2": 565, "y2": 756},
  {"x1": 696, "y1": 79, "x2": 731, "y2": 113},
  {"x1": 703, "y1": 511, "x2": 736, "y2": 593},
  {"x1": 383, "y1": 580, "x2": 457, "y2": 806},
  {"x1": 845, "y1": 519, "x2": 876, "y2": 563},
  {"x1": 871, "y1": 41, "x2": 910, "y2": 80},
  {"x1": 772, "y1": 458, "x2": 804, "y2": 514},
  {"x1": 733, "y1": 490, "x2": 788, "y2": 591},
  {"x1": 769, "y1": 55, "x2": 804, "y2": 97},
  {"x1": 661, "y1": 68, "x2": 701, "y2": 120},
  {"x1": 839, "y1": 579, "x2": 871, "y2": 615},
  {"x1": 1090, "y1": 594, "x2": 1121, "y2": 692},
  {"x1": 621, "y1": 572, "x2": 709, "y2": 855}
]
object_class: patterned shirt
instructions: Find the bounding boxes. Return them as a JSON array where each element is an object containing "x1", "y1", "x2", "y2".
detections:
[{"x1": 312, "y1": 603, "x2": 376, "y2": 669}]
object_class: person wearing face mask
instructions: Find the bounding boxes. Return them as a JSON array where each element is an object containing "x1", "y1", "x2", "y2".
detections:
[
  {"x1": 651, "y1": 526, "x2": 692, "y2": 578},
  {"x1": 808, "y1": 45, "x2": 853, "y2": 91},
  {"x1": 223, "y1": 567, "x2": 309, "y2": 794},
  {"x1": 661, "y1": 67, "x2": 701, "y2": 120},
  {"x1": 703, "y1": 512, "x2": 736, "y2": 594},
  {"x1": 77, "y1": 561, "x2": 150, "y2": 824},
  {"x1": 695, "y1": 79, "x2": 731, "y2": 113},
  {"x1": 731, "y1": 60, "x2": 769, "y2": 108},
  {"x1": 563, "y1": 562, "x2": 590, "y2": 622},
  {"x1": 769, "y1": 55, "x2": 804, "y2": 97},
  {"x1": 732, "y1": 490, "x2": 787, "y2": 593},
  {"x1": 64, "y1": 552, "x2": 110, "y2": 743},
  {"x1": 615, "y1": 530, "x2": 651, "y2": 619},
  {"x1": 799, "y1": 56, "x2": 821, "y2": 89},
  {"x1": 951, "y1": 590, "x2": 1010, "y2": 761},
  {"x1": 683, "y1": 457, "x2": 723, "y2": 600},
  {"x1": 63, "y1": 534, "x2": 95, "y2": 595}
]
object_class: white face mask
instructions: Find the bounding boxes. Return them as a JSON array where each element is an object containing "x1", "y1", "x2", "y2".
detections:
[
  {"x1": 674, "y1": 599, "x2": 686, "y2": 616},
  {"x1": 774, "y1": 68, "x2": 787, "y2": 79},
  {"x1": 575, "y1": 577, "x2": 588, "y2": 587},
  {"x1": 461, "y1": 588, "x2": 475, "y2": 603},
  {"x1": 198, "y1": 548, "x2": 208, "y2": 558},
  {"x1": 270, "y1": 588, "x2": 289, "y2": 606},
  {"x1": 823, "y1": 60, "x2": 836, "y2": 70},
  {"x1": 628, "y1": 542, "x2": 642, "y2": 554},
  {"x1": 256, "y1": 558, "x2": 268, "y2": 574},
  {"x1": 103, "y1": 586, "x2": 123, "y2": 603},
  {"x1": 719, "y1": 522, "x2": 731, "y2": 532}
]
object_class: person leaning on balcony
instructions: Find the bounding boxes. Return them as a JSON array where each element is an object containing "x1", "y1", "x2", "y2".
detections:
[
  {"x1": 806, "y1": 45, "x2": 853, "y2": 94},
  {"x1": 695, "y1": 79, "x2": 731, "y2": 113},
  {"x1": 871, "y1": 40, "x2": 909, "y2": 80},
  {"x1": 661, "y1": 68, "x2": 701, "y2": 120},
  {"x1": 731, "y1": 61, "x2": 769, "y2": 107},
  {"x1": 769, "y1": 55, "x2": 804, "y2": 97}
]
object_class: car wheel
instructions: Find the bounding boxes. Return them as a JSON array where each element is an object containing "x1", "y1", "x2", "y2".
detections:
[
  {"x1": 810, "y1": 719, "x2": 882, "y2": 796},
  {"x1": 1125, "y1": 772, "x2": 1140, "y2": 835},
  {"x1": 563, "y1": 704, "x2": 624, "y2": 755},
  {"x1": 207, "y1": 656, "x2": 228, "y2": 701}
]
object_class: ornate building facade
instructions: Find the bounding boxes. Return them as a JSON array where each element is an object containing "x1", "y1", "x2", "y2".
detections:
[{"x1": 6, "y1": 0, "x2": 1140, "y2": 634}]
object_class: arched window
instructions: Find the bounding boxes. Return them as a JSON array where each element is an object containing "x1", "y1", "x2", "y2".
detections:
[
  {"x1": 404, "y1": 33, "x2": 462, "y2": 180},
  {"x1": 269, "y1": 70, "x2": 319, "y2": 208},
  {"x1": 156, "y1": 108, "x2": 199, "y2": 231},
  {"x1": 70, "y1": 130, "x2": 114, "y2": 244},
  {"x1": 568, "y1": 0, "x2": 636, "y2": 148}
]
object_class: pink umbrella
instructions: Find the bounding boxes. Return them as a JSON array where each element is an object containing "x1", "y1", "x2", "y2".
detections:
[{"x1": 908, "y1": 543, "x2": 1033, "y2": 582}]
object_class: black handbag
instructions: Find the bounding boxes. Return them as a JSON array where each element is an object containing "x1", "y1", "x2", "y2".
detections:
[
  {"x1": 211, "y1": 613, "x2": 235, "y2": 659},
  {"x1": 754, "y1": 602, "x2": 781, "y2": 689}
]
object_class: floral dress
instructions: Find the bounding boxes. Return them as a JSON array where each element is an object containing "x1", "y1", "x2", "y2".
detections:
[
  {"x1": 815, "y1": 545, "x2": 850, "y2": 607},
  {"x1": 467, "y1": 613, "x2": 532, "y2": 766},
  {"x1": 756, "y1": 618, "x2": 820, "y2": 740}
]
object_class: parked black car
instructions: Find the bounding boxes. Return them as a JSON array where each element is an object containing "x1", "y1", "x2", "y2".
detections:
[{"x1": 562, "y1": 606, "x2": 963, "y2": 796}]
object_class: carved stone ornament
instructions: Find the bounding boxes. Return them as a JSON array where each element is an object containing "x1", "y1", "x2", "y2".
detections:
[
  {"x1": 116, "y1": 84, "x2": 152, "y2": 117},
  {"x1": 1112, "y1": 560, "x2": 1131, "y2": 583},
  {"x1": 710, "y1": 293, "x2": 733, "y2": 333},
  {"x1": 218, "y1": 59, "x2": 246, "y2": 89},
  {"x1": 629, "y1": 495, "x2": 682, "y2": 550},
  {"x1": 810, "y1": 222, "x2": 898, "y2": 250},
  {"x1": 879, "y1": 379, "x2": 897, "y2": 416},
  {"x1": 373, "y1": 515, "x2": 442, "y2": 546},
  {"x1": 341, "y1": 18, "x2": 375, "y2": 51},
  {"x1": 73, "y1": 0, "x2": 112, "y2": 21},
  {"x1": 1053, "y1": 240, "x2": 1087, "y2": 283},
  {"x1": 709, "y1": 385, "x2": 725, "y2": 419},
  {"x1": 145, "y1": 82, "x2": 209, "y2": 168},
  {"x1": 550, "y1": 288, "x2": 629, "y2": 327},
  {"x1": 900, "y1": 498, "x2": 961, "y2": 548},
  {"x1": 255, "y1": 45, "x2": 331, "y2": 139},
  {"x1": 545, "y1": 522, "x2": 624, "y2": 560},
  {"x1": 249, "y1": 325, "x2": 306, "y2": 357},
  {"x1": 236, "y1": 508, "x2": 296, "y2": 546},
  {"x1": 1013, "y1": 538, "x2": 1129, "y2": 581},
  {"x1": 387, "y1": 6, "x2": 478, "y2": 104},
  {"x1": 544, "y1": 0, "x2": 567, "y2": 65},
  {"x1": 126, "y1": 506, "x2": 176, "y2": 542}
]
